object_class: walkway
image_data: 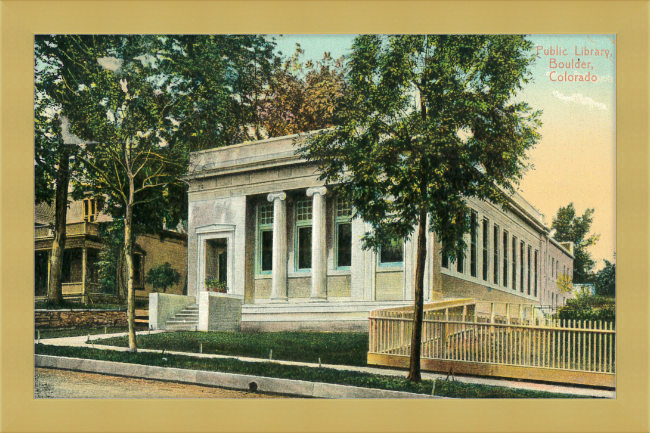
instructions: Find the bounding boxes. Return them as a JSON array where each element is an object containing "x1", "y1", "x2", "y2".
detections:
[{"x1": 36, "y1": 331, "x2": 615, "y2": 399}]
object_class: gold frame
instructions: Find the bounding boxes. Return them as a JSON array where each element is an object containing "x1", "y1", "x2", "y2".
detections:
[{"x1": 2, "y1": 1, "x2": 647, "y2": 432}]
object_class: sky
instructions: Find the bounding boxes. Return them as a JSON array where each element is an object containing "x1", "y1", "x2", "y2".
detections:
[{"x1": 273, "y1": 34, "x2": 616, "y2": 269}]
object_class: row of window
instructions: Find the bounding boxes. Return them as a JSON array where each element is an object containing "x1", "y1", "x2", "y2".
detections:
[
  {"x1": 256, "y1": 197, "x2": 405, "y2": 275},
  {"x1": 442, "y1": 211, "x2": 539, "y2": 298},
  {"x1": 549, "y1": 255, "x2": 567, "y2": 279}
]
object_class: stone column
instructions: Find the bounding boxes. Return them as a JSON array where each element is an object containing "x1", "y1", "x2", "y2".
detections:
[
  {"x1": 306, "y1": 187, "x2": 328, "y2": 300},
  {"x1": 267, "y1": 192, "x2": 287, "y2": 301}
]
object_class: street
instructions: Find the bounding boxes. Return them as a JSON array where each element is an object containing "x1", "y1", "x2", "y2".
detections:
[{"x1": 34, "y1": 368, "x2": 292, "y2": 399}]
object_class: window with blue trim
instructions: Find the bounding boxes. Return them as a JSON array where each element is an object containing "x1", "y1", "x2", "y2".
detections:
[
  {"x1": 295, "y1": 199, "x2": 313, "y2": 271},
  {"x1": 257, "y1": 204, "x2": 273, "y2": 274},
  {"x1": 335, "y1": 197, "x2": 352, "y2": 270}
]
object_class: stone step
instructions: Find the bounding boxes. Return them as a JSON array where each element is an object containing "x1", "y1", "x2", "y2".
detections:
[
  {"x1": 167, "y1": 317, "x2": 197, "y2": 323},
  {"x1": 174, "y1": 313, "x2": 199, "y2": 319},
  {"x1": 165, "y1": 324, "x2": 198, "y2": 331}
]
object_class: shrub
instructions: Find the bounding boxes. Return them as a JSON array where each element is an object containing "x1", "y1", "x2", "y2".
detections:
[
  {"x1": 556, "y1": 295, "x2": 615, "y2": 322},
  {"x1": 145, "y1": 262, "x2": 181, "y2": 293}
]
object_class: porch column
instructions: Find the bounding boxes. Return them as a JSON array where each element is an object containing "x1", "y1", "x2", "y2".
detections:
[
  {"x1": 306, "y1": 186, "x2": 327, "y2": 300},
  {"x1": 82, "y1": 247, "x2": 87, "y2": 302},
  {"x1": 267, "y1": 192, "x2": 288, "y2": 301}
]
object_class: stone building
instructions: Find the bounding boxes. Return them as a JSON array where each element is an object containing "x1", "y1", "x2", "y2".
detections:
[
  {"x1": 35, "y1": 197, "x2": 187, "y2": 303},
  {"x1": 183, "y1": 132, "x2": 574, "y2": 331}
]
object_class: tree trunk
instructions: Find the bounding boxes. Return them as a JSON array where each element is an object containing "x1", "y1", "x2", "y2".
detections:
[
  {"x1": 124, "y1": 179, "x2": 137, "y2": 352},
  {"x1": 48, "y1": 146, "x2": 70, "y2": 305},
  {"x1": 407, "y1": 203, "x2": 428, "y2": 383}
]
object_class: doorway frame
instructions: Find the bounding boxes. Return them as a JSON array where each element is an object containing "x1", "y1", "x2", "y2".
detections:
[{"x1": 196, "y1": 224, "x2": 235, "y2": 295}]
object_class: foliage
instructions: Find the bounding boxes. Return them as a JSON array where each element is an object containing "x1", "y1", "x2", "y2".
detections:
[
  {"x1": 258, "y1": 45, "x2": 347, "y2": 137},
  {"x1": 299, "y1": 35, "x2": 541, "y2": 381},
  {"x1": 35, "y1": 344, "x2": 584, "y2": 398},
  {"x1": 551, "y1": 203, "x2": 600, "y2": 283},
  {"x1": 556, "y1": 272, "x2": 574, "y2": 294},
  {"x1": 145, "y1": 262, "x2": 181, "y2": 293},
  {"x1": 556, "y1": 295, "x2": 615, "y2": 322},
  {"x1": 96, "y1": 220, "x2": 125, "y2": 297},
  {"x1": 595, "y1": 259, "x2": 616, "y2": 297},
  {"x1": 204, "y1": 278, "x2": 227, "y2": 292},
  {"x1": 37, "y1": 34, "x2": 276, "y2": 351},
  {"x1": 300, "y1": 35, "x2": 541, "y2": 255}
]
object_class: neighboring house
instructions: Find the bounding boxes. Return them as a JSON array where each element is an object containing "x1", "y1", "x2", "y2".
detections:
[
  {"x1": 34, "y1": 197, "x2": 187, "y2": 303},
  {"x1": 182, "y1": 132, "x2": 574, "y2": 331}
]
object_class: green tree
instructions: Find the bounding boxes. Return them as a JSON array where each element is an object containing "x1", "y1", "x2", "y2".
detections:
[
  {"x1": 300, "y1": 35, "x2": 541, "y2": 382},
  {"x1": 50, "y1": 35, "x2": 275, "y2": 351},
  {"x1": 145, "y1": 262, "x2": 182, "y2": 293},
  {"x1": 595, "y1": 259, "x2": 615, "y2": 297},
  {"x1": 35, "y1": 36, "x2": 103, "y2": 305},
  {"x1": 556, "y1": 272, "x2": 573, "y2": 294},
  {"x1": 259, "y1": 45, "x2": 346, "y2": 137},
  {"x1": 551, "y1": 203, "x2": 600, "y2": 284}
]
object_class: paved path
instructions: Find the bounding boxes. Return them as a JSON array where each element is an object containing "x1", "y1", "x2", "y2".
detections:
[
  {"x1": 35, "y1": 367, "x2": 290, "y2": 399},
  {"x1": 37, "y1": 331, "x2": 615, "y2": 399}
]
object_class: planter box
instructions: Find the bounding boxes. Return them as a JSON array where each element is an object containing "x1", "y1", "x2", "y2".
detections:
[{"x1": 198, "y1": 291, "x2": 243, "y2": 332}]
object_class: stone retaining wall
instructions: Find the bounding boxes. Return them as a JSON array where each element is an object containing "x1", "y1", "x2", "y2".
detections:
[{"x1": 35, "y1": 310, "x2": 127, "y2": 329}]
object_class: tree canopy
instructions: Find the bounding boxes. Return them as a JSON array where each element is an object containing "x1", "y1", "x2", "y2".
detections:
[
  {"x1": 595, "y1": 259, "x2": 615, "y2": 297},
  {"x1": 34, "y1": 34, "x2": 276, "y2": 350},
  {"x1": 259, "y1": 45, "x2": 347, "y2": 137},
  {"x1": 551, "y1": 203, "x2": 600, "y2": 284},
  {"x1": 299, "y1": 35, "x2": 542, "y2": 381}
]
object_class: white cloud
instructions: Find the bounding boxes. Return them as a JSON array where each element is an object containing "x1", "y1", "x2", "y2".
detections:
[{"x1": 552, "y1": 90, "x2": 607, "y2": 110}]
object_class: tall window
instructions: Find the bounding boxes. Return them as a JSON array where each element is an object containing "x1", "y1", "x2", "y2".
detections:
[
  {"x1": 335, "y1": 197, "x2": 352, "y2": 270},
  {"x1": 380, "y1": 237, "x2": 404, "y2": 266},
  {"x1": 493, "y1": 224, "x2": 499, "y2": 284},
  {"x1": 456, "y1": 247, "x2": 464, "y2": 273},
  {"x1": 482, "y1": 218, "x2": 489, "y2": 281},
  {"x1": 552, "y1": 257, "x2": 555, "y2": 278},
  {"x1": 257, "y1": 204, "x2": 273, "y2": 274},
  {"x1": 512, "y1": 236, "x2": 517, "y2": 291},
  {"x1": 470, "y1": 211, "x2": 478, "y2": 277},
  {"x1": 295, "y1": 199, "x2": 313, "y2": 271},
  {"x1": 441, "y1": 249, "x2": 449, "y2": 269},
  {"x1": 133, "y1": 253, "x2": 144, "y2": 287},
  {"x1": 534, "y1": 250, "x2": 539, "y2": 297},
  {"x1": 503, "y1": 231, "x2": 509, "y2": 288},
  {"x1": 83, "y1": 198, "x2": 98, "y2": 222},
  {"x1": 527, "y1": 245, "x2": 532, "y2": 295},
  {"x1": 556, "y1": 261, "x2": 559, "y2": 279},
  {"x1": 520, "y1": 241, "x2": 525, "y2": 293}
]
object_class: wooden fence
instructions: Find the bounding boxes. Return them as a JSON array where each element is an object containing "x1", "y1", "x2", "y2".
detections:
[{"x1": 368, "y1": 302, "x2": 615, "y2": 388}]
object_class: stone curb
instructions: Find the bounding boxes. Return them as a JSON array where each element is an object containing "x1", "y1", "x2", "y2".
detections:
[{"x1": 35, "y1": 355, "x2": 444, "y2": 399}]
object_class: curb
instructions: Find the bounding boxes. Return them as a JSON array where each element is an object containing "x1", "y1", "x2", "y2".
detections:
[{"x1": 35, "y1": 355, "x2": 445, "y2": 399}]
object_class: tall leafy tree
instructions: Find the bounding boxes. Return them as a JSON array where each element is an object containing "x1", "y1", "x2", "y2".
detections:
[
  {"x1": 259, "y1": 45, "x2": 346, "y2": 137},
  {"x1": 300, "y1": 35, "x2": 541, "y2": 382},
  {"x1": 551, "y1": 203, "x2": 600, "y2": 284},
  {"x1": 35, "y1": 36, "x2": 102, "y2": 305},
  {"x1": 595, "y1": 259, "x2": 615, "y2": 297},
  {"x1": 43, "y1": 35, "x2": 275, "y2": 351}
]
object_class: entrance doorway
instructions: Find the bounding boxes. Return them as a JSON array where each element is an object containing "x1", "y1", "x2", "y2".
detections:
[{"x1": 205, "y1": 238, "x2": 228, "y2": 288}]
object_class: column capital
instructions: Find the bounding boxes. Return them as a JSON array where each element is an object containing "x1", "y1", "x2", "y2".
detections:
[
  {"x1": 306, "y1": 186, "x2": 328, "y2": 197},
  {"x1": 267, "y1": 192, "x2": 287, "y2": 202}
]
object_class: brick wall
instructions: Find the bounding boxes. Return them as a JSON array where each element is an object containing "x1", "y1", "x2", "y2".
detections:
[{"x1": 35, "y1": 310, "x2": 127, "y2": 329}]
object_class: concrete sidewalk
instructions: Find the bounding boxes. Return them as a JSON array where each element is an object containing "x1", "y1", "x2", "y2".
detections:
[{"x1": 36, "y1": 331, "x2": 615, "y2": 399}]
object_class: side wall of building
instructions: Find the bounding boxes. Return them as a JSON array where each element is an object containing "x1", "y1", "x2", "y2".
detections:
[{"x1": 134, "y1": 233, "x2": 188, "y2": 298}]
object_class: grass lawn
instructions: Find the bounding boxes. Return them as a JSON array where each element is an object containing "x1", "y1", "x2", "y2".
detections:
[
  {"x1": 93, "y1": 331, "x2": 369, "y2": 366},
  {"x1": 35, "y1": 344, "x2": 585, "y2": 398},
  {"x1": 36, "y1": 325, "x2": 148, "y2": 340}
]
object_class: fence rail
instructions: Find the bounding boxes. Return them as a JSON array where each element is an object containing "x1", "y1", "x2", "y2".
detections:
[{"x1": 368, "y1": 302, "x2": 615, "y2": 387}]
